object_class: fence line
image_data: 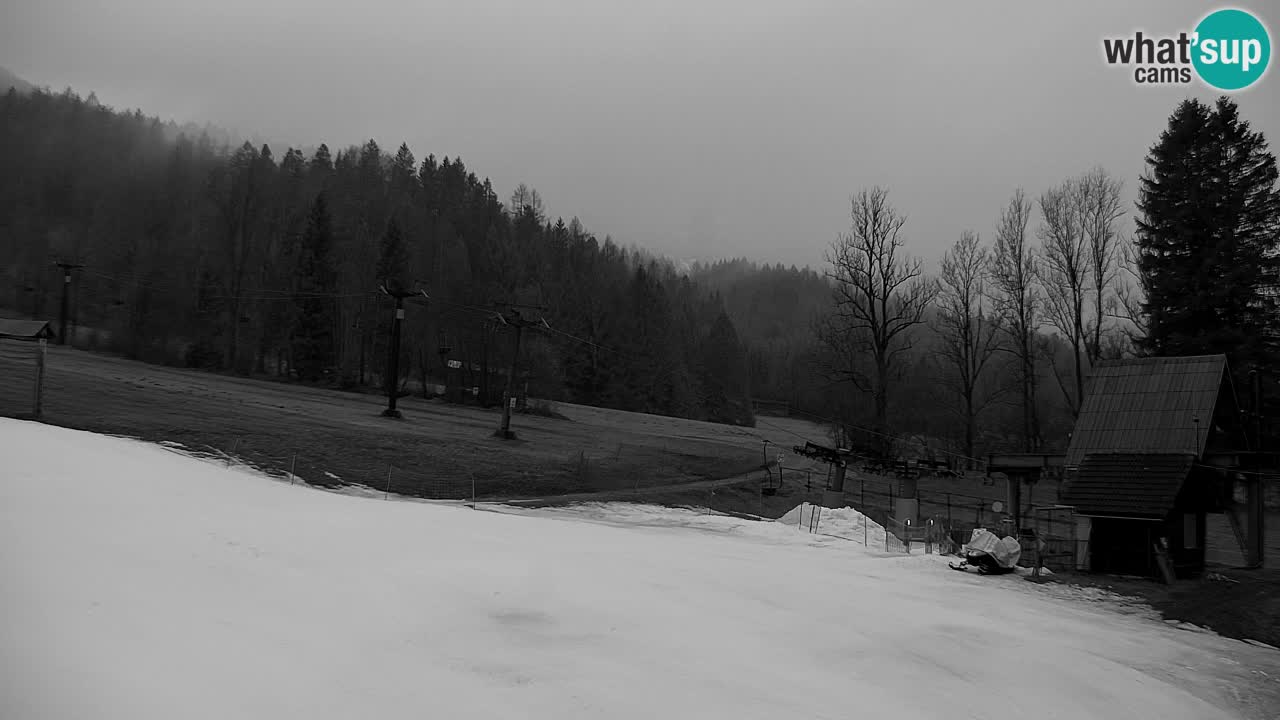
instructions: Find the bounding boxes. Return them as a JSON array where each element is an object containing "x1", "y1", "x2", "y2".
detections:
[{"x1": 137, "y1": 429, "x2": 1081, "y2": 569}]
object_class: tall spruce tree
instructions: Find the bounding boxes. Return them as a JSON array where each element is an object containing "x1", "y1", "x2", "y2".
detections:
[
  {"x1": 1136, "y1": 97, "x2": 1280, "y2": 443},
  {"x1": 700, "y1": 311, "x2": 752, "y2": 426},
  {"x1": 293, "y1": 192, "x2": 337, "y2": 381},
  {"x1": 377, "y1": 217, "x2": 411, "y2": 293}
]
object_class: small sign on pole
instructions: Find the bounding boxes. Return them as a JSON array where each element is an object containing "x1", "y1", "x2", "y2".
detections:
[{"x1": 33, "y1": 338, "x2": 47, "y2": 419}]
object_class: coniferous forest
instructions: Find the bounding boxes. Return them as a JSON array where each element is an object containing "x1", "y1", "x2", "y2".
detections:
[{"x1": 0, "y1": 87, "x2": 756, "y2": 425}]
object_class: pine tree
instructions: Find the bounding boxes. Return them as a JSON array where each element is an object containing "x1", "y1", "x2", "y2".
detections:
[
  {"x1": 700, "y1": 311, "x2": 752, "y2": 425},
  {"x1": 1136, "y1": 98, "x2": 1280, "y2": 367},
  {"x1": 377, "y1": 217, "x2": 411, "y2": 294},
  {"x1": 293, "y1": 192, "x2": 337, "y2": 382},
  {"x1": 1137, "y1": 96, "x2": 1280, "y2": 444}
]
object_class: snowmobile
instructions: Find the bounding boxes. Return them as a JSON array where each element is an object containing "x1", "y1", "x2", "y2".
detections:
[{"x1": 949, "y1": 528, "x2": 1021, "y2": 575}]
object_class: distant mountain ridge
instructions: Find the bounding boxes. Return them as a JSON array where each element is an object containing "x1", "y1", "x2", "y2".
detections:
[
  {"x1": 0, "y1": 66, "x2": 34, "y2": 94},
  {"x1": 0, "y1": 66, "x2": 273, "y2": 153}
]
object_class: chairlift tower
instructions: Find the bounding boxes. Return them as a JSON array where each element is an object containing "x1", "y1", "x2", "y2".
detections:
[
  {"x1": 53, "y1": 261, "x2": 83, "y2": 345},
  {"x1": 792, "y1": 441, "x2": 850, "y2": 509},
  {"x1": 379, "y1": 284, "x2": 419, "y2": 418},
  {"x1": 492, "y1": 304, "x2": 550, "y2": 440}
]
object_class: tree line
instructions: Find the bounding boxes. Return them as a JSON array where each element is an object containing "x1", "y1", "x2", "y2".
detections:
[
  {"x1": 2, "y1": 87, "x2": 1275, "y2": 456},
  {"x1": 803, "y1": 96, "x2": 1278, "y2": 462},
  {"x1": 0, "y1": 87, "x2": 754, "y2": 426}
]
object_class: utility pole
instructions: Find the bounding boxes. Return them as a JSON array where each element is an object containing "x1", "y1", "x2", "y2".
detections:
[
  {"x1": 493, "y1": 304, "x2": 549, "y2": 440},
  {"x1": 54, "y1": 261, "x2": 83, "y2": 345},
  {"x1": 380, "y1": 284, "x2": 418, "y2": 418},
  {"x1": 1249, "y1": 370, "x2": 1262, "y2": 449}
]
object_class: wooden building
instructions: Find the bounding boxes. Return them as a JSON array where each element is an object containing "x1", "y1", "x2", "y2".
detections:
[
  {"x1": 0, "y1": 318, "x2": 56, "y2": 420},
  {"x1": 1061, "y1": 355, "x2": 1250, "y2": 580}
]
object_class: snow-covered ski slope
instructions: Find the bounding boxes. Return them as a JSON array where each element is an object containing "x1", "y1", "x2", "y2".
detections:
[{"x1": 2, "y1": 419, "x2": 1277, "y2": 720}]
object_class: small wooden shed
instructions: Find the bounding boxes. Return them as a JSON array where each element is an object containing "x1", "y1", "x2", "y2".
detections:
[
  {"x1": 1061, "y1": 355, "x2": 1245, "y2": 580},
  {"x1": 0, "y1": 318, "x2": 55, "y2": 419},
  {"x1": 0, "y1": 318, "x2": 56, "y2": 342}
]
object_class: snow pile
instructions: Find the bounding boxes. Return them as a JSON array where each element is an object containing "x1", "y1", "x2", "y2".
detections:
[
  {"x1": 776, "y1": 501, "x2": 885, "y2": 541},
  {"x1": 3, "y1": 418, "x2": 1278, "y2": 720}
]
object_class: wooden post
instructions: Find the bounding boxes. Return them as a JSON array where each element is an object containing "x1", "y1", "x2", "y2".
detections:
[
  {"x1": 497, "y1": 320, "x2": 523, "y2": 438},
  {"x1": 382, "y1": 298, "x2": 407, "y2": 418},
  {"x1": 384, "y1": 465, "x2": 394, "y2": 499},
  {"x1": 33, "y1": 338, "x2": 47, "y2": 419},
  {"x1": 289, "y1": 453, "x2": 297, "y2": 485},
  {"x1": 1071, "y1": 514, "x2": 1079, "y2": 570}
]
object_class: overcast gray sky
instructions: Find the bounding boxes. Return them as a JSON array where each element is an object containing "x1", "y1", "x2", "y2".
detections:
[{"x1": 3, "y1": 1, "x2": 1277, "y2": 270}]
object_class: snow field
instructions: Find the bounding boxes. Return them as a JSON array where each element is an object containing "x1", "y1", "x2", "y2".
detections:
[{"x1": 2, "y1": 419, "x2": 1277, "y2": 720}]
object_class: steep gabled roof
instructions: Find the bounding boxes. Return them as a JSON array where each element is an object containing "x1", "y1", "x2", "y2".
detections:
[
  {"x1": 0, "y1": 319, "x2": 55, "y2": 341},
  {"x1": 1061, "y1": 453, "x2": 1195, "y2": 518},
  {"x1": 1065, "y1": 355, "x2": 1227, "y2": 467}
]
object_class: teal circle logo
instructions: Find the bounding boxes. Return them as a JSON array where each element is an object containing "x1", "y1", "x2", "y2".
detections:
[{"x1": 1192, "y1": 9, "x2": 1271, "y2": 91}]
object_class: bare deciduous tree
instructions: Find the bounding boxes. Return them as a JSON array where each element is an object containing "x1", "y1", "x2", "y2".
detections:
[
  {"x1": 936, "y1": 230, "x2": 1003, "y2": 465},
  {"x1": 1081, "y1": 167, "x2": 1126, "y2": 363},
  {"x1": 1039, "y1": 178, "x2": 1091, "y2": 417},
  {"x1": 821, "y1": 187, "x2": 934, "y2": 451},
  {"x1": 509, "y1": 183, "x2": 544, "y2": 221},
  {"x1": 1039, "y1": 168, "x2": 1128, "y2": 415},
  {"x1": 1110, "y1": 238, "x2": 1149, "y2": 356},
  {"x1": 990, "y1": 189, "x2": 1042, "y2": 451}
]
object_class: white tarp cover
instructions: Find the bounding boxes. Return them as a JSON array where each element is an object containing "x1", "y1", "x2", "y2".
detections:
[
  {"x1": 993, "y1": 536, "x2": 1022, "y2": 568},
  {"x1": 965, "y1": 528, "x2": 1021, "y2": 568},
  {"x1": 965, "y1": 528, "x2": 1001, "y2": 555}
]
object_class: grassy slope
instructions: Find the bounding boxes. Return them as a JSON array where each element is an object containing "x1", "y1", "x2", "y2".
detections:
[{"x1": 0, "y1": 344, "x2": 781, "y2": 498}]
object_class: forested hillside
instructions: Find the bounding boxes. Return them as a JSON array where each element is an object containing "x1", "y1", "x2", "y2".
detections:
[
  {"x1": 0, "y1": 88, "x2": 754, "y2": 426},
  {"x1": 695, "y1": 256, "x2": 1080, "y2": 459},
  {"x1": 691, "y1": 260, "x2": 832, "y2": 412},
  {"x1": 5, "y1": 86, "x2": 1274, "y2": 459}
]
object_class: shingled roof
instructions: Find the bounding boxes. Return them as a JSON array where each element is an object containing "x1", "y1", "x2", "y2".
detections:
[
  {"x1": 1061, "y1": 453, "x2": 1195, "y2": 518},
  {"x1": 0, "y1": 319, "x2": 55, "y2": 341},
  {"x1": 1064, "y1": 355, "x2": 1227, "y2": 467}
]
